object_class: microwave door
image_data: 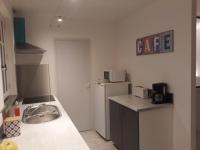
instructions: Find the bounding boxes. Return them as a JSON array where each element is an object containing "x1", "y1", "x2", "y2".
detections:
[{"x1": 104, "y1": 71, "x2": 110, "y2": 80}]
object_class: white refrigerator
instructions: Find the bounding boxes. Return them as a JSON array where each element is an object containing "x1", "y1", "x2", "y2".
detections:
[{"x1": 94, "y1": 82, "x2": 129, "y2": 140}]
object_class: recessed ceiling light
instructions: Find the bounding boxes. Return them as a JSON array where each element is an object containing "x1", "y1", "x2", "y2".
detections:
[
  {"x1": 197, "y1": 20, "x2": 200, "y2": 29},
  {"x1": 196, "y1": 70, "x2": 199, "y2": 77},
  {"x1": 57, "y1": 16, "x2": 63, "y2": 22}
]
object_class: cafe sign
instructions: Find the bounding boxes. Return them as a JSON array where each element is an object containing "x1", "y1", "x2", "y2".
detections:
[{"x1": 136, "y1": 30, "x2": 174, "y2": 56}]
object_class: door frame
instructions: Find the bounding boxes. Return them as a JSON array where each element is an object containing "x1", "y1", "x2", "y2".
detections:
[{"x1": 191, "y1": 0, "x2": 197, "y2": 149}]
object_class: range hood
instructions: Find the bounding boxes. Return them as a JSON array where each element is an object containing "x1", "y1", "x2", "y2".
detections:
[
  {"x1": 15, "y1": 43, "x2": 46, "y2": 54},
  {"x1": 14, "y1": 17, "x2": 46, "y2": 54}
]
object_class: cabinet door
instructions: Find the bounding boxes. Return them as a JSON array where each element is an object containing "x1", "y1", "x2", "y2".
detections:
[
  {"x1": 110, "y1": 101, "x2": 123, "y2": 149},
  {"x1": 0, "y1": 16, "x2": 7, "y2": 110},
  {"x1": 122, "y1": 107, "x2": 139, "y2": 150}
]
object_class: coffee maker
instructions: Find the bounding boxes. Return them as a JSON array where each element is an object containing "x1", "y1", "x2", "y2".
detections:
[{"x1": 152, "y1": 83, "x2": 173, "y2": 104}]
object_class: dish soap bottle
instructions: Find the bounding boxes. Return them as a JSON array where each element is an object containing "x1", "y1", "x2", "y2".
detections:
[{"x1": 14, "y1": 102, "x2": 20, "y2": 117}]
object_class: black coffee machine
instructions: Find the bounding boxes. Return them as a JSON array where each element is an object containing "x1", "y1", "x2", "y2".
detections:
[{"x1": 152, "y1": 82, "x2": 173, "y2": 104}]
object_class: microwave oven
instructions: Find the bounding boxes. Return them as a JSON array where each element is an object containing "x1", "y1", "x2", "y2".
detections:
[{"x1": 104, "y1": 70, "x2": 125, "y2": 82}]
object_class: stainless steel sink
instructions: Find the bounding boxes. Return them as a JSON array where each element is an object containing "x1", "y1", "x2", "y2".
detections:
[{"x1": 22, "y1": 104, "x2": 61, "y2": 124}]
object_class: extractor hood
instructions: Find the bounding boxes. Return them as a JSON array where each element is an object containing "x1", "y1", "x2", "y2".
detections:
[{"x1": 14, "y1": 17, "x2": 46, "y2": 54}]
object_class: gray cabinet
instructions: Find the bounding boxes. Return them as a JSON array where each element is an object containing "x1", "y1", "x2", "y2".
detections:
[
  {"x1": 122, "y1": 106, "x2": 139, "y2": 150},
  {"x1": 110, "y1": 100, "x2": 139, "y2": 150},
  {"x1": 110, "y1": 100, "x2": 123, "y2": 149},
  {"x1": 109, "y1": 95, "x2": 172, "y2": 150}
]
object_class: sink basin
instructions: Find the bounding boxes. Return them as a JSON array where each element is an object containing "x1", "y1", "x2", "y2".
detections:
[{"x1": 22, "y1": 104, "x2": 61, "y2": 124}]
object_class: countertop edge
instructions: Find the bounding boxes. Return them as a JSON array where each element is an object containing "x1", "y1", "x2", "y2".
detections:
[{"x1": 108, "y1": 95, "x2": 172, "y2": 112}]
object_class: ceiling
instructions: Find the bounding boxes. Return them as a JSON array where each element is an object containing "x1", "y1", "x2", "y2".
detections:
[{"x1": 9, "y1": 0, "x2": 156, "y2": 23}]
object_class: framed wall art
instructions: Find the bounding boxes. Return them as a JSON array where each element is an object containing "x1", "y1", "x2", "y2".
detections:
[{"x1": 136, "y1": 30, "x2": 174, "y2": 56}]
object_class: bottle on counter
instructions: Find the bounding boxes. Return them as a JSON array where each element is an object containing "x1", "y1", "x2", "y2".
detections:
[{"x1": 14, "y1": 102, "x2": 20, "y2": 117}]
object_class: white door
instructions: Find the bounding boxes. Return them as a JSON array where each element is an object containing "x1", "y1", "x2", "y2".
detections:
[{"x1": 55, "y1": 40, "x2": 91, "y2": 131}]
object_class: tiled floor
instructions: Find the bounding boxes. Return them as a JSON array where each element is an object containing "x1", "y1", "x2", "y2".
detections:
[{"x1": 80, "y1": 130, "x2": 117, "y2": 150}]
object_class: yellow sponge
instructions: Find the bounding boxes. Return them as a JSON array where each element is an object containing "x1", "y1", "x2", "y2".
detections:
[{"x1": 0, "y1": 141, "x2": 18, "y2": 150}]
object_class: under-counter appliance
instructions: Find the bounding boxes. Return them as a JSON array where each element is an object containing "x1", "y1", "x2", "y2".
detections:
[
  {"x1": 104, "y1": 70, "x2": 125, "y2": 82},
  {"x1": 94, "y1": 82, "x2": 129, "y2": 140}
]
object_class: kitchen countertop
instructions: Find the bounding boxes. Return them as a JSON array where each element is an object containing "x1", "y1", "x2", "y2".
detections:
[
  {"x1": 4, "y1": 96, "x2": 90, "y2": 150},
  {"x1": 109, "y1": 95, "x2": 172, "y2": 112},
  {"x1": 96, "y1": 82, "x2": 130, "y2": 86}
]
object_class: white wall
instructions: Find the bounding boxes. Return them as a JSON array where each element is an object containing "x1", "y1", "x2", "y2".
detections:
[
  {"x1": 115, "y1": 0, "x2": 194, "y2": 150},
  {"x1": 16, "y1": 14, "x2": 117, "y2": 95},
  {"x1": 16, "y1": 13, "x2": 117, "y2": 129}
]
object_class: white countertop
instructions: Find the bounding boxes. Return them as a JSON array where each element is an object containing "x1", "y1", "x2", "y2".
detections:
[
  {"x1": 4, "y1": 96, "x2": 90, "y2": 150},
  {"x1": 108, "y1": 95, "x2": 172, "y2": 112},
  {"x1": 96, "y1": 82, "x2": 130, "y2": 86}
]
